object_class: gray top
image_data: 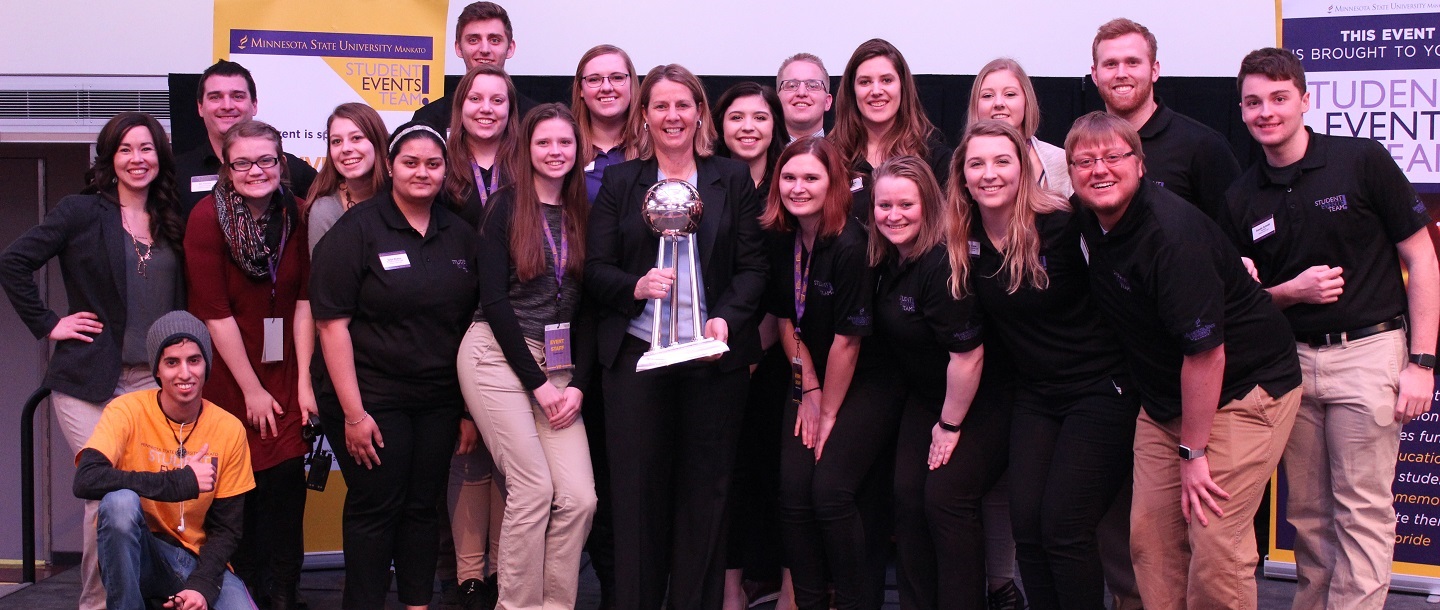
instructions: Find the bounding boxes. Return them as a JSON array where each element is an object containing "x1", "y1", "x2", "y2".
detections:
[
  {"x1": 307, "y1": 193, "x2": 346, "y2": 255},
  {"x1": 474, "y1": 203, "x2": 583, "y2": 341},
  {"x1": 122, "y1": 237, "x2": 179, "y2": 364}
]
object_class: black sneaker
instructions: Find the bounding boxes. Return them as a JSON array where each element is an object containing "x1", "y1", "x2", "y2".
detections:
[
  {"x1": 987, "y1": 580, "x2": 1027, "y2": 610},
  {"x1": 459, "y1": 576, "x2": 499, "y2": 610}
]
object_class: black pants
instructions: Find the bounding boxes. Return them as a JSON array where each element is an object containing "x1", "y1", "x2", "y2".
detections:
[
  {"x1": 725, "y1": 345, "x2": 787, "y2": 576},
  {"x1": 603, "y1": 336, "x2": 750, "y2": 610},
  {"x1": 319, "y1": 394, "x2": 461, "y2": 609},
  {"x1": 232, "y1": 456, "x2": 307, "y2": 601},
  {"x1": 582, "y1": 374, "x2": 617, "y2": 607},
  {"x1": 893, "y1": 384, "x2": 1011, "y2": 610},
  {"x1": 779, "y1": 369, "x2": 902, "y2": 610},
  {"x1": 1008, "y1": 378, "x2": 1138, "y2": 610}
]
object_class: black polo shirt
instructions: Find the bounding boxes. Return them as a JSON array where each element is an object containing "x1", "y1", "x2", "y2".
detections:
[
  {"x1": 874, "y1": 244, "x2": 984, "y2": 405},
  {"x1": 764, "y1": 219, "x2": 878, "y2": 381},
  {"x1": 310, "y1": 192, "x2": 479, "y2": 407},
  {"x1": 174, "y1": 142, "x2": 317, "y2": 218},
  {"x1": 1220, "y1": 129, "x2": 1428, "y2": 335},
  {"x1": 848, "y1": 133, "x2": 953, "y2": 224},
  {"x1": 968, "y1": 210, "x2": 1126, "y2": 396},
  {"x1": 1076, "y1": 180, "x2": 1300, "y2": 422},
  {"x1": 1138, "y1": 98, "x2": 1241, "y2": 222},
  {"x1": 411, "y1": 91, "x2": 540, "y2": 136}
]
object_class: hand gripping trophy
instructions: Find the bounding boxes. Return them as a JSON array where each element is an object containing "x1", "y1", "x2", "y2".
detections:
[{"x1": 635, "y1": 178, "x2": 730, "y2": 371}]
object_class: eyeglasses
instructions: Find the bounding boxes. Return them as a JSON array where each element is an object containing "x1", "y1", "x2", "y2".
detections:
[
  {"x1": 1069, "y1": 151, "x2": 1135, "y2": 170},
  {"x1": 227, "y1": 156, "x2": 281, "y2": 172},
  {"x1": 582, "y1": 73, "x2": 630, "y2": 88},
  {"x1": 779, "y1": 79, "x2": 827, "y2": 93}
]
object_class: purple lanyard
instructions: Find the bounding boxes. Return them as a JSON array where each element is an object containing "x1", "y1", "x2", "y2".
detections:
[
  {"x1": 793, "y1": 236, "x2": 813, "y2": 322},
  {"x1": 267, "y1": 208, "x2": 290, "y2": 307},
  {"x1": 470, "y1": 160, "x2": 499, "y2": 207},
  {"x1": 540, "y1": 210, "x2": 567, "y2": 301}
]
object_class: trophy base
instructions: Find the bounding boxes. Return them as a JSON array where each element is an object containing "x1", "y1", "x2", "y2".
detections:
[{"x1": 635, "y1": 338, "x2": 730, "y2": 372}]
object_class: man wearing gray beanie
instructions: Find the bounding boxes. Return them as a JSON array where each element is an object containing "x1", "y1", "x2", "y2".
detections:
[{"x1": 73, "y1": 311, "x2": 258, "y2": 610}]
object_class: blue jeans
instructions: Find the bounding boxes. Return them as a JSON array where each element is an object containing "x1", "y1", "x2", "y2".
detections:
[{"x1": 96, "y1": 490, "x2": 256, "y2": 610}]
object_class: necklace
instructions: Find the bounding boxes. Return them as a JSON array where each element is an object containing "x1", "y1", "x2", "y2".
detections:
[
  {"x1": 160, "y1": 393, "x2": 201, "y2": 459},
  {"x1": 121, "y1": 212, "x2": 153, "y2": 278},
  {"x1": 341, "y1": 183, "x2": 356, "y2": 210}
]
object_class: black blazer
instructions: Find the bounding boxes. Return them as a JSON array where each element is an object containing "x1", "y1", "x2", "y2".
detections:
[
  {"x1": 0, "y1": 193, "x2": 186, "y2": 402},
  {"x1": 584, "y1": 155, "x2": 767, "y2": 371}
]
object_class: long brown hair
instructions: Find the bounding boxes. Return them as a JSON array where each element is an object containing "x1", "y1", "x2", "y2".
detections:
[
  {"x1": 445, "y1": 63, "x2": 520, "y2": 205},
  {"x1": 829, "y1": 39, "x2": 936, "y2": 170},
  {"x1": 84, "y1": 111, "x2": 184, "y2": 247},
  {"x1": 760, "y1": 136, "x2": 850, "y2": 239},
  {"x1": 947, "y1": 120, "x2": 1069, "y2": 298},
  {"x1": 499, "y1": 103, "x2": 588, "y2": 282},
  {"x1": 308, "y1": 103, "x2": 390, "y2": 206},
  {"x1": 571, "y1": 44, "x2": 640, "y2": 166},
  {"x1": 866, "y1": 155, "x2": 947, "y2": 266},
  {"x1": 628, "y1": 64, "x2": 717, "y2": 161}
]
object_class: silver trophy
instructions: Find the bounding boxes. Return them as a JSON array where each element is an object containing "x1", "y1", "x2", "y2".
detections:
[{"x1": 635, "y1": 179, "x2": 730, "y2": 372}]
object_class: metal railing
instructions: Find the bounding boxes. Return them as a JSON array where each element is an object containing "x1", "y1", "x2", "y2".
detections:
[{"x1": 19, "y1": 387, "x2": 51, "y2": 584}]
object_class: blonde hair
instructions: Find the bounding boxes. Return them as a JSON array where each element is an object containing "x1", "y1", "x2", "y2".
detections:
[
  {"x1": 866, "y1": 155, "x2": 947, "y2": 266},
  {"x1": 967, "y1": 58, "x2": 1042, "y2": 140},
  {"x1": 946, "y1": 120, "x2": 1069, "y2": 299},
  {"x1": 629, "y1": 64, "x2": 716, "y2": 160}
]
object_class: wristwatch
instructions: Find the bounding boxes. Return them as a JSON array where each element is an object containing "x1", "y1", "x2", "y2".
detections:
[
  {"x1": 937, "y1": 420, "x2": 961, "y2": 433},
  {"x1": 1178, "y1": 444, "x2": 1206, "y2": 460},
  {"x1": 1410, "y1": 353, "x2": 1436, "y2": 370}
]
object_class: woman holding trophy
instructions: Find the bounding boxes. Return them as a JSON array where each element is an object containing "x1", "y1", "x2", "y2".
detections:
[{"x1": 584, "y1": 63, "x2": 767, "y2": 610}]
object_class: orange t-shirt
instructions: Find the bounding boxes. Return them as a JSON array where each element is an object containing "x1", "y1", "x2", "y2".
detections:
[{"x1": 81, "y1": 390, "x2": 255, "y2": 555}]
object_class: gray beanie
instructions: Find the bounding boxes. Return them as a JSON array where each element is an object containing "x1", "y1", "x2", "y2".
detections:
[{"x1": 146, "y1": 311, "x2": 213, "y2": 382}]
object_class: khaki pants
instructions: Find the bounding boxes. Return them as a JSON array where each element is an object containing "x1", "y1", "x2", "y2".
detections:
[
  {"x1": 52, "y1": 364, "x2": 156, "y2": 610},
  {"x1": 459, "y1": 322, "x2": 597, "y2": 610},
  {"x1": 1130, "y1": 384, "x2": 1301, "y2": 610},
  {"x1": 1287, "y1": 330, "x2": 1406, "y2": 610}
]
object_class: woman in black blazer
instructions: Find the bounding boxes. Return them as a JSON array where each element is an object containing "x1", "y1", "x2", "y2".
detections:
[
  {"x1": 584, "y1": 63, "x2": 767, "y2": 610},
  {"x1": 0, "y1": 111, "x2": 185, "y2": 610}
]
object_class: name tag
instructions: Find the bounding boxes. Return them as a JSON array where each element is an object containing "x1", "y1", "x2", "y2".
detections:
[
  {"x1": 379, "y1": 251, "x2": 411, "y2": 270},
  {"x1": 791, "y1": 356, "x2": 804, "y2": 406},
  {"x1": 1251, "y1": 215, "x2": 1277, "y2": 242},
  {"x1": 191, "y1": 175, "x2": 218, "y2": 193},
  {"x1": 543, "y1": 323, "x2": 573, "y2": 371},
  {"x1": 262, "y1": 317, "x2": 284, "y2": 363},
  {"x1": 968, "y1": 240, "x2": 981, "y2": 257},
  {"x1": 850, "y1": 176, "x2": 864, "y2": 192}
]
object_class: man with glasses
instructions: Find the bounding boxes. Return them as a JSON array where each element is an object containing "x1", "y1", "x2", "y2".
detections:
[
  {"x1": 1091, "y1": 18, "x2": 1239, "y2": 221},
  {"x1": 1220, "y1": 48, "x2": 1437, "y2": 610},
  {"x1": 175, "y1": 61, "x2": 317, "y2": 218},
  {"x1": 776, "y1": 53, "x2": 832, "y2": 140},
  {"x1": 413, "y1": 1, "x2": 536, "y2": 134},
  {"x1": 1066, "y1": 110, "x2": 1302, "y2": 609}
]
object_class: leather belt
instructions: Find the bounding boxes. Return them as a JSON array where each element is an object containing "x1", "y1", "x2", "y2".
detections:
[{"x1": 1295, "y1": 315, "x2": 1405, "y2": 348}]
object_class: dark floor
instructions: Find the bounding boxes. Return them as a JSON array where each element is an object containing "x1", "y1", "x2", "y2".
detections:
[{"x1": 3, "y1": 555, "x2": 1439, "y2": 609}]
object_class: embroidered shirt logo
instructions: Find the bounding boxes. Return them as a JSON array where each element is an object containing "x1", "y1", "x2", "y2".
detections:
[
  {"x1": 1415, "y1": 198, "x2": 1427, "y2": 215},
  {"x1": 1314, "y1": 194, "x2": 1348, "y2": 212},
  {"x1": 815, "y1": 281, "x2": 835, "y2": 296},
  {"x1": 452, "y1": 259, "x2": 469, "y2": 272},
  {"x1": 900, "y1": 296, "x2": 916, "y2": 312},
  {"x1": 848, "y1": 307, "x2": 872, "y2": 327},
  {"x1": 1112, "y1": 271, "x2": 1131, "y2": 292},
  {"x1": 1183, "y1": 318, "x2": 1217, "y2": 343}
]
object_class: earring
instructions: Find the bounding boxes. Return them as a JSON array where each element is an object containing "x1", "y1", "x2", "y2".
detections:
[
  {"x1": 696, "y1": 119, "x2": 703, "y2": 129},
  {"x1": 643, "y1": 123, "x2": 649, "y2": 131}
]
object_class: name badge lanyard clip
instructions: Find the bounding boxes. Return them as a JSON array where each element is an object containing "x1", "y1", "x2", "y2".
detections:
[
  {"x1": 471, "y1": 160, "x2": 499, "y2": 208},
  {"x1": 792, "y1": 237, "x2": 814, "y2": 404}
]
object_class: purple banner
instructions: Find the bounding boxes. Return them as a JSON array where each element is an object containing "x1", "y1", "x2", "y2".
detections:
[
  {"x1": 1284, "y1": 14, "x2": 1440, "y2": 72},
  {"x1": 230, "y1": 29, "x2": 432, "y2": 60},
  {"x1": 1274, "y1": 376, "x2": 1440, "y2": 565}
]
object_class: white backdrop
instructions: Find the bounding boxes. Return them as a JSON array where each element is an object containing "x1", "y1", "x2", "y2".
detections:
[{"x1": 1, "y1": 0, "x2": 1278, "y2": 78}]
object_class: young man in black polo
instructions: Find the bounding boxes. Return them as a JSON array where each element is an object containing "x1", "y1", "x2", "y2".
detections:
[
  {"x1": 174, "y1": 60, "x2": 317, "y2": 218},
  {"x1": 1220, "y1": 48, "x2": 1438, "y2": 610},
  {"x1": 1090, "y1": 18, "x2": 1240, "y2": 221},
  {"x1": 1067, "y1": 110, "x2": 1302, "y2": 609},
  {"x1": 412, "y1": 1, "x2": 536, "y2": 134}
]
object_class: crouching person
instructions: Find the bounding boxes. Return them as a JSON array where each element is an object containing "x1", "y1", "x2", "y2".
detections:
[{"x1": 73, "y1": 310, "x2": 257, "y2": 610}]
